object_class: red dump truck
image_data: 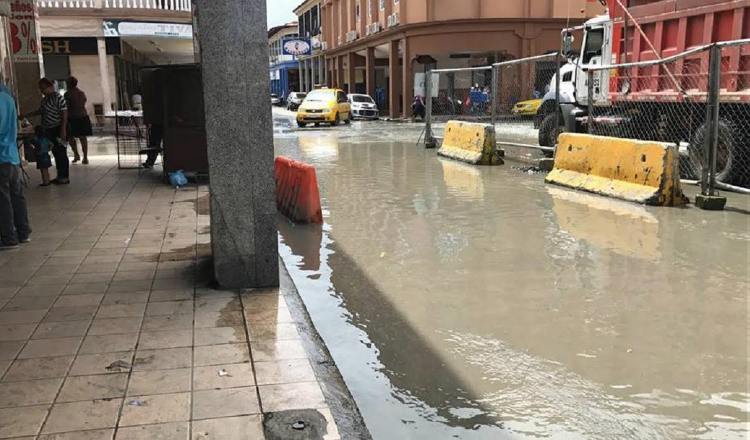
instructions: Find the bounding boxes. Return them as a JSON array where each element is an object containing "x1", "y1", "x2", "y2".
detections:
[{"x1": 538, "y1": 0, "x2": 750, "y2": 184}]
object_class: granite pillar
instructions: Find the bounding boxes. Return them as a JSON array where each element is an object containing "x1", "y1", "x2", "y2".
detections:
[
  {"x1": 194, "y1": 0, "x2": 279, "y2": 288},
  {"x1": 365, "y1": 47, "x2": 376, "y2": 97},
  {"x1": 389, "y1": 40, "x2": 402, "y2": 118}
]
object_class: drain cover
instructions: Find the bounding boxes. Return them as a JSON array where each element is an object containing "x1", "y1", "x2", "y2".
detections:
[{"x1": 264, "y1": 409, "x2": 327, "y2": 440}]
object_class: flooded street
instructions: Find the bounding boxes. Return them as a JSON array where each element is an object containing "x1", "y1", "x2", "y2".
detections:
[{"x1": 272, "y1": 110, "x2": 749, "y2": 439}]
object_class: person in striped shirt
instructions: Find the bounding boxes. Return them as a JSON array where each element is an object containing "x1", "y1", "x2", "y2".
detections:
[{"x1": 23, "y1": 78, "x2": 70, "y2": 184}]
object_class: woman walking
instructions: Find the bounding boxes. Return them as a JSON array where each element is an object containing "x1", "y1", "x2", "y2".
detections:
[{"x1": 65, "y1": 76, "x2": 92, "y2": 164}]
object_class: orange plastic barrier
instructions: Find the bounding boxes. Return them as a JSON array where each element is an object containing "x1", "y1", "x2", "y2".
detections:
[{"x1": 274, "y1": 156, "x2": 323, "y2": 224}]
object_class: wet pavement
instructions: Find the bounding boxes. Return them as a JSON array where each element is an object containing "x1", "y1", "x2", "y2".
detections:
[
  {"x1": 0, "y1": 158, "x2": 341, "y2": 440},
  {"x1": 273, "y1": 108, "x2": 750, "y2": 439}
]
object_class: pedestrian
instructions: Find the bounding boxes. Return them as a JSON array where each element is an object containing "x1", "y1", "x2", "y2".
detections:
[
  {"x1": 65, "y1": 76, "x2": 92, "y2": 164},
  {"x1": 31, "y1": 126, "x2": 52, "y2": 187},
  {"x1": 22, "y1": 78, "x2": 69, "y2": 184},
  {"x1": 143, "y1": 123, "x2": 163, "y2": 169},
  {"x1": 0, "y1": 83, "x2": 31, "y2": 250}
]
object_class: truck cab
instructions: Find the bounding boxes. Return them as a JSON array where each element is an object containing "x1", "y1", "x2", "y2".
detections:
[{"x1": 538, "y1": 13, "x2": 613, "y2": 150}]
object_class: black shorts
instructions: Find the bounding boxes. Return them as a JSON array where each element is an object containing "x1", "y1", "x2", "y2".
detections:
[{"x1": 69, "y1": 116, "x2": 93, "y2": 137}]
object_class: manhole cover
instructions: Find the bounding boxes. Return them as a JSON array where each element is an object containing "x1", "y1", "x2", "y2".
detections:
[{"x1": 263, "y1": 409, "x2": 328, "y2": 440}]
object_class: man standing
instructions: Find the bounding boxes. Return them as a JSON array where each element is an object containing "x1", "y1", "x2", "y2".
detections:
[
  {"x1": 0, "y1": 84, "x2": 31, "y2": 250},
  {"x1": 65, "y1": 76, "x2": 92, "y2": 164},
  {"x1": 25, "y1": 78, "x2": 69, "y2": 184}
]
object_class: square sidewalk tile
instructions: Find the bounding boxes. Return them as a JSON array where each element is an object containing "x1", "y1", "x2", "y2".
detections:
[
  {"x1": 2, "y1": 356, "x2": 74, "y2": 382},
  {"x1": 87, "y1": 317, "x2": 142, "y2": 336},
  {"x1": 253, "y1": 359, "x2": 316, "y2": 386},
  {"x1": 32, "y1": 321, "x2": 90, "y2": 340},
  {"x1": 116, "y1": 422, "x2": 188, "y2": 440},
  {"x1": 191, "y1": 387, "x2": 260, "y2": 420},
  {"x1": 79, "y1": 333, "x2": 139, "y2": 354},
  {"x1": 138, "y1": 329, "x2": 192, "y2": 350},
  {"x1": 118, "y1": 392, "x2": 191, "y2": 426},
  {"x1": 0, "y1": 323, "x2": 36, "y2": 341},
  {"x1": 69, "y1": 352, "x2": 134, "y2": 376},
  {"x1": 193, "y1": 327, "x2": 246, "y2": 347},
  {"x1": 0, "y1": 405, "x2": 49, "y2": 438},
  {"x1": 42, "y1": 399, "x2": 122, "y2": 434},
  {"x1": 250, "y1": 340, "x2": 308, "y2": 362},
  {"x1": 193, "y1": 343, "x2": 250, "y2": 367},
  {"x1": 258, "y1": 381, "x2": 326, "y2": 412},
  {"x1": 134, "y1": 347, "x2": 192, "y2": 371},
  {"x1": 18, "y1": 337, "x2": 82, "y2": 359},
  {"x1": 191, "y1": 415, "x2": 264, "y2": 440},
  {"x1": 0, "y1": 378, "x2": 63, "y2": 408},
  {"x1": 127, "y1": 368, "x2": 191, "y2": 396},
  {"x1": 37, "y1": 428, "x2": 114, "y2": 439},
  {"x1": 193, "y1": 363, "x2": 255, "y2": 391},
  {"x1": 57, "y1": 373, "x2": 128, "y2": 402}
]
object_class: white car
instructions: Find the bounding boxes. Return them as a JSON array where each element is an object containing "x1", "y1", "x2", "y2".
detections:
[
  {"x1": 270, "y1": 94, "x2": 281, "y2": 105},
  {"x1": 348, "y1": 94, "x2": 379, "y2": 120}
]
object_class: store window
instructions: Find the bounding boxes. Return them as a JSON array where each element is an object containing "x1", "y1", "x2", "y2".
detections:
[{"x1": 42, "y1": 55, "x2": 71, "y2": 92}]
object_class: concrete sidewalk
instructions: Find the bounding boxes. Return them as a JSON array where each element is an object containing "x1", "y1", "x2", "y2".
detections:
[{"x1": 0, "y1": 157, "x2": 340, "y2": 439}]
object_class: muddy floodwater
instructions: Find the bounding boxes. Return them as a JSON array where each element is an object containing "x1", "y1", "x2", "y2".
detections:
[{"x1": 273, "y1": 113, "x2": 749, "y2": 440}]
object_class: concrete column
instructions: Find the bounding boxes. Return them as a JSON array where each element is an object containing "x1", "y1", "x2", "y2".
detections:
[
  {"x1": 97, "y1": 38, "x2": 112, "y2": 112},
  {"x1": 401, "y1": 38, "x2": 413, "y2": 119},
  {"x1": 318, "y1": 56, "x2": 325, "y2": 87},
  {"x1": 307, "y1": 57, "x2": 315, "y2": 90},
  {"x1": 338, "y1": 55, "x2": 346, "y2": 89},
  {"x1": 346, "y1": 52, "x2": 356, "y2": 94},
  {"x1": 194, "y1": 0, "x2": 279, "y2": 288},
  {"x1": 388, "y1": 39, "x2": 402, "y2": 118},
  {"x1": 365, "y1": 46, "x2": 375, "y2": 97}
]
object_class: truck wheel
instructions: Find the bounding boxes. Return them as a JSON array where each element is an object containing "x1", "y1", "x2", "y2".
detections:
[
  {"x1": 297, "y1": 121, "x2": 307, "y2": 128},
  {"x1": 689, "y1": 120, "x2": 741, "y2": 184},
  {"x1": 539, "y1": 113, "x2": 564, "y2": 158}
]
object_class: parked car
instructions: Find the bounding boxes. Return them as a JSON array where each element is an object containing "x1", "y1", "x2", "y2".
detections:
[
  {"x1": 348, "y1": 94, "x2": 379, "y2": 120},
  {"x1": 296, "y1": 88, "x2": 352, "y2": 127},
  {"x1": 511, "y1": 98, "x2": 542, "y2": 117},
  {"x1": 287, "y1": 92, "x2": 307, "y2": 111},
  {"x1": 270, "y1": 94, "x2": 281, "y2": 105}
]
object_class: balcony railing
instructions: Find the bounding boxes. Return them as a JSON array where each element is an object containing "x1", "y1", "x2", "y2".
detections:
[{"x1": 37, "y1": 0, "x2": 192, "y2": 12}]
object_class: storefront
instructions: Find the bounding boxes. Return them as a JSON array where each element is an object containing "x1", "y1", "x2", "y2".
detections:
[{"x1": 0, "y1": 1, "x2": 15, "y2": 94}]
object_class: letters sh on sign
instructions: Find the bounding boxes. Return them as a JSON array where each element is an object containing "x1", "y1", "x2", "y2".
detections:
[{"x1": 9, "y1": 0, "x2": 40, "y2": 63}]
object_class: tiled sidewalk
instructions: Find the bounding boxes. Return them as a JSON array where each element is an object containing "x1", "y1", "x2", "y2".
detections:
[{"x1": 0, "y1": 158, "x2": 339, "y2": 439}]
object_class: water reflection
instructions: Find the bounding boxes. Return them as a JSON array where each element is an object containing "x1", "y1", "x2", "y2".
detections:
[
  {"x1": 276, "y1": 137, "x2": 749, "y2": 440},
  {"x1": 548, "y1": 187, "x2": 661, "y2": 260}
]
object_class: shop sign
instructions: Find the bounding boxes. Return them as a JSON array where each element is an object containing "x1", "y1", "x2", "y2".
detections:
[
  {"x1": 9, "y1": 0, "x2": 40, "y2": 63},
  {"x1": 103, "y1": 19, "x2": 193, "y2": 39},
  {"x1": 282, "y1": 38, "x2": 311, "y2": 56},
  {"x1": 42, "y1": 37, "x2": 121, "y2": 56}
]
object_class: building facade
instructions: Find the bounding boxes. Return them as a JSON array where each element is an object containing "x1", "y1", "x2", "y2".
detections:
[
  {"x1": 319, "y1": 0, "x2": 605, "y2": 118},
  {"x1": 37, "y1": 0, "x2": 194, "y2": 123},
  {"x1": 294, "y1": 0, "x2": 324, "y2": 92},
  {"x1": 268, "y1": 22, "x2": 300, "y2": 99}
]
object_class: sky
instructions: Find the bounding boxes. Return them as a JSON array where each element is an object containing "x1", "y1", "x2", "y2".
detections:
[{"x1": 267, "y1": 0, "x2": 299, "y2": 29}]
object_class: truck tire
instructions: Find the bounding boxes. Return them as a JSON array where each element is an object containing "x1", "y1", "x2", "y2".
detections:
[
  {"x1": 689, "y1": 120, "x2": 741, "y2": 184},
  {"x1": 538, "y1": 113, "x2": 564, "y2": 158}
]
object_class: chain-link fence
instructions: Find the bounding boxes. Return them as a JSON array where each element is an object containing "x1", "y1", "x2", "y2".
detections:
[
  {"x1": 425, "y1": 54, "x2": 559, "y2": 157},
  {"x1": 585, "y1": 40, "x2": 750, "y2": 194}
]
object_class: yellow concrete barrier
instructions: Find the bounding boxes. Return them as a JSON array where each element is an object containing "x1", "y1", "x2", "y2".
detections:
[
  {"x1": 545, "y1": 133, "x2": 688, "y2": 206},
  {"x1": 438, "y1": 121, "x2": 502, "y2": 165}
]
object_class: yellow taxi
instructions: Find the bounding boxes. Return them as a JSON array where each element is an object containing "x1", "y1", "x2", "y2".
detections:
[
  {"x1": 296, "y1": 88, "x2": 352, "y2": 127},
  {"x1": 511, "y1": 98, "x2": 542, "y2": 117}
]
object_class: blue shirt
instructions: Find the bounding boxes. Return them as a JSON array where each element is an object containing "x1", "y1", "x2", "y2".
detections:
[{"x1": 0, "y1": 89, "x2": 19, "y2": 166}]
